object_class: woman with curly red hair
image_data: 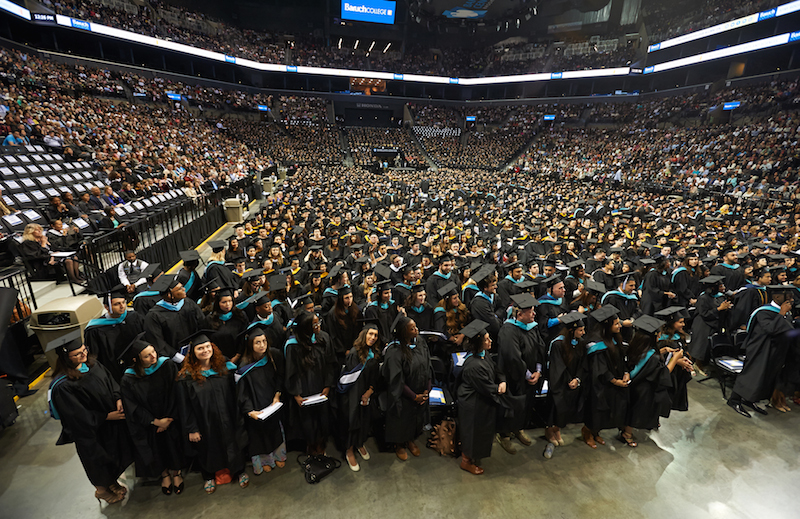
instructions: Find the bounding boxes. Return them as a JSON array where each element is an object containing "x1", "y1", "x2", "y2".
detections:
[{"x1": 176, "y1": 332, "x2": 249, "y2": 494}]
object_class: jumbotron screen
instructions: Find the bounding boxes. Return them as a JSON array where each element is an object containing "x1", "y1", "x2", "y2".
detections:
[{"x1": 341, "y1": 0, "x2": 396, "y2": 24}]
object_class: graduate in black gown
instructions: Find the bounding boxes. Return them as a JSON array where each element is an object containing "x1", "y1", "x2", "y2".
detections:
[
  {"x1": 623, "y1": 316, "x2": 686, "y2": 447},
  {"x1": 267, "y1": 273, "x2": 294, "y2": 327},
  {"x1": 243, "y1": 292, "x2": 286, "y2": 350},
  {"x1": 144, "y1": 276, "x2": 206, "y2": 358},
  {"x1": 404, "y1": 283, "x2": 438, "y2": 334},
  {"x1": 47, "y1": 330, "x2": 133, "y2": 504},
  {"x1": 204, "y1": 287, "x2": 249, "y2": 363},
  {"x1": 119, "y1": 334, "x2": 185, "y2": 495},
  {"x1": 457, "y1": 320, "x2": 523, "y2": 475},
  {"x1": 84, "y1": 285, "x2": 146, "y2": 382},
  {"x1": 468, "y1": 270, "x2": 503, "y2": 343},
  {"x1": 545, "y1": 312, "x2": 588, "y2": 449},
  {"x1": 177, "y1": 250, "x2": 203, "y2": 303},
  {"x1": 323, "y1": 286, "x2": 362, "y2": 365},
  {"x1": 335, "y1": 323, "x2": 379, "y2": 472},
  {"x1": 381, "y1": 314, "x2": 432, "y2": 461},
  {"x1": 728, "y1": 285, "x2": 796, "y2": 418},
  {"x1": 536, "y1": 275, "x2": 569, "y2": 345},
  {"x1": 364, "y1": 280, "x2": 401, "y2": 348},
  {"x1": 495, "y1": 293, "x2": 544, "y2": 454},
  {"x1": 203, "y1": 240, "x2": 240, "y2": 289},
  {"x1": 640, "y1": 256, "x2": 676, "y2": 315},
  {"x1": 688, "y1": 275, "x2": 732, "y2": 370},
  {"x1": 284, "y1": 311, "x2": 339, "y2": 455},
  {"x1": 653, "y1": 306, "x2": 695, "y2": 413},
  {"x1": 235, "y1": 327, "x2": 287, "y2": 475},
  {"x1": 176, "y1": 332, "x2": 249, "y2": 494},
  {"x1": 600, "y1": 274, "x2": 641, "y2": 342},
  {"x1": 583, "y1": 306, "x2": 629, "y2": 449}
]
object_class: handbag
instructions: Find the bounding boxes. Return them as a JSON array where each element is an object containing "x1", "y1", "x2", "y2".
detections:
[{"x1": 297, "y1": 454, "x2": 341, "y2": 484}]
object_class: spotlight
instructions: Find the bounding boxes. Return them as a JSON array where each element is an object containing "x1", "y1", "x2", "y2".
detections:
[
  {"x1": 338, "y1": 38, "x2": 342, "y2": 49},
  {"x1": 354, "y1": 39, "x2": 359, "y2": 49},
  {"x1": 369, "y1": 41, "x2": 375, "y2": 52},
  {"x1": 383, "y1": 42, "x2": 391, "y2": 53}
]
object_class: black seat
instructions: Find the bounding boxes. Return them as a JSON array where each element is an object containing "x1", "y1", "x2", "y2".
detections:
[{"x1": 706, "y1": 333, "x2": 743, "y2": 399}]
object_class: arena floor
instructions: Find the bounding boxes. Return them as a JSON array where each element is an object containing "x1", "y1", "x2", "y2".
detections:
[{"x1": 1, "y1": 374, "x2": 798, "y2": 519}]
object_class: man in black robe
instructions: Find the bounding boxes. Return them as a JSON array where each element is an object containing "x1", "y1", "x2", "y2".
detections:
[
  {"x1": 710, "y1": 248, "x2": 746, "y2": 292},
  {"x1": 497, "y1": 261, "x2": 525, "y2": 310},
  {"x1": 468, "y1": 269, "x2": 503, "y2": 344},
  {"x1": 601, "y1": 274, "x2": 641, "y2": 342},
  {"x1": 364, "y1": 281, "x2": 401, "y2": 347},
  {"x1": 143, "y1": 276, "x2": 206, "y2": 359},
  {"x1": 425, "y1": 253, "x2": 456, "y2": 302},
  {"x1": 85, "y1": 285, "x2": 146, "y2": 382},
  {"x1": 535, "y1": 275, "x2": 568, "y2": 345},
  {"x1": 728, "y1": 285, "x2": 795, "y2": 418},
  {"x1": 243, "y1": 292, "x2": 286, "y2": 350},
  {"x1": 496, "y1": 293, "x2": 545, "y2": 454},
  {"x1": 729, "y1": 267, "x2": 771, "y2": 330}
]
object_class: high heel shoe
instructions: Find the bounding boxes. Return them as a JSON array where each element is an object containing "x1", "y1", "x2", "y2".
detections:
[
  {"x1": 95, "y1": 489, "x2": 123, "y2": 505},
  {"x1": 161, "y1": 474, "x2": 172, "y2": 495},
  {"x1": 173, "y1": 471, "x2": 184, "y2": 495}
]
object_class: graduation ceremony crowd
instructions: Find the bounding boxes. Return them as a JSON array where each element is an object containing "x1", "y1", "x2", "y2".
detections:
[{"x1": 48, "y1": 150, "x2": 800, "y2": 503}]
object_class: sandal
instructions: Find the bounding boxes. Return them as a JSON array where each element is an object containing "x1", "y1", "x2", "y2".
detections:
[
  {"x1": 594, "y1": 435, "x2": 606, "y2": 446},
  {"x1": 274, "y1": 460, "x2": 286, "y2": 468},
  {"x1": 109, "y1": 482, "x2": 127, "y2": 496},
  {"x1": 173, "y1": 471, "x2": 184, "y2": 495},
  {"x1": 238, "y1": 473, "x2": 249, "y2": 488},
  {"x1": 161, "y1": 473, "x2": 172, "y2": 495},
  {"x1": 95, "y1": 488, "x2": 123, "y2": 504},
  {"x1": 618, "y1": 432, "x2": 637, "y2": 448},
  {"x1": 204, "y1": 479, "x2": 216, "y2": 495}
]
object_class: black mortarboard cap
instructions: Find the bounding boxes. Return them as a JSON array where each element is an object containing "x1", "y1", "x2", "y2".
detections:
[
  {"x1": 45, "y1": 328, "x2": 82, "y2": 353},
  {"x1": 269, "y1": 275, "x2": 287, "y2": 291},
  {"x1": 566, "y1": 260, "x2": 584, "y2": 269},
  {"x1": 459, "y1": 319, "x2": 489, "y2": 339},
  {"x1": 510, "y1": 293, "x2": 539, "y2": 309},
  {"x1": 542, "y1": 275, "x2": 562, "y2": 288},
  {"x1": 373, "y1": 263, "x2": 392, "y2": 281},
  {"x1": 241, "y1": 268, "x2": 264, "y2": 280},
  {"x1": 181, "y1": 330, "x2": 214, "y2": 349},
  {"x1": 151, "y1": 275, "x2": 177, "y2": 294},
  {"x1": 632, "y1": 315, "x2": 665, "y2": 335},
  {"x1": 437, "y1": 282, "x2": 459, "y2": 299},
  {"x1": 374, "y1": 279, "x2": 393, "y2": 291},
  {"x1": 584, "y1": 279, "x2": 606, "y2": 295},
  {"x1": 560, "y1": 311, "x2": 588, "y2": 327},
  {"x1": 391, "y1": 313, "x2": 411, "y2": 336},
  {"x1": 700, "y1": 275, "x2": 725, "y2": 284},
  {"x1": 589, "y1": 305, "x2": 619, "y2": 323},
  {"x1": 117, "y1": 331, "x2": 150, "y2": 366},
  {"x1": 209, "y1": 240, "x2": 226, "y2": 253},
  {"x1": 654, "y1": 306, "x2": 688, "y2": 322},
  {"x1": 472, "y1": 265, "x2": 496, "y2": 283},
  {"x1": 179, "y1": 250, "x2": 201, "y2": 263},
  {"x1": 141, "y1": 263, "x2": 161, "y2": 280}
]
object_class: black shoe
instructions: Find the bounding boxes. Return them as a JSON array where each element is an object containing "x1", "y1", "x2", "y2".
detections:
[
  {"x1": 742, "y1": 400, "x2": 768, "y2": 415},
  {"x1": 727, "y1": 400, "x2": 751, "y2": 418}
]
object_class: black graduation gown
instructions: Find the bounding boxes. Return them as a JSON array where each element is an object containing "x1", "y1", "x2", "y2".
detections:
[
  {"x1": 671, "y1": 268, "x2": 701, "y2": 308},
  {"x1": 640, "y1": 270, "x2": 671, "y2": 315},
  {"x1": 322, "y1": 309, "x2": 362, "y2": 365},
  {"x1": 730, "y1": 285, "x2": 768, "y2": 330},
  {"x1": 204, "y1": 262, "x2": 240, "y2": 289},
  {"x1": 50, "y1": 362, "x2": 134, "y2": 487},
  {"x1": 656, "y1": 335, "x2": 692, "y2": 411},
  {"x1": 688, "y1": 292, "x2": 726, "y2": 362},
  {"x1": 496, "y1": 276, "x2": 523, "y2": 310},
  {"x1": 84, "y1": 311, "x2": 146, "y2": 382},
  {"x1": 205, "y1": 314, "x2": 248, "y2": 360},
  {"x1": 236, "y1": 349, "x2": 286, "y2": 456},
  {"x1": 496, "y1": 320, "x2": 545, "y2": 431},
  {"x1": 364, "y1": 301, "x2": 400, "y2": 347},
  {"x1": 381, "y1": 338, "x2": 432, "y2": 444},
  {"x1": 176, "y1": 363, "x2": 246, "y2": 475},
  {"x1": 425, "y1": 272, "x2": 455, "y2": 303},
  {"x1": 536, "y1": 296, "x2": 567, "y2": 345},
  {"x1": 120, "y1": 358, "x2": 184, "y2": 477},
  {"x1": 626, "y1": 351, "x2": 673, "y2": 430},
  {"x1": 457, "y1": 354, "x2": 522, "y2": 461},
  {"x1": 133, "y1": 291, "x2": 161, "y2": 315},
  {"x1": 732, "y1": 307, "x2": 794, "y2": 402},
  {"x1": 248, "y1": 315, "x2": 286, "y2": 351},
  {"x1": 593, "y1": 270, "x2": 616, "y2": 292},
  {"x1": 144, "y1": 299, "x2": 206, "y2": 357},
  {"x1": 585, "y1": 340, "x2": 629, "y2": 431},
  {"x1": 333, "y1": 350, "x2": 379, "y2": 451},
  {"x1": 711, "y1": 263, "x2": 746, "y2": 292},
  {"x1": 181, "y1": 269, "x2": 203, "y2": 302},
  {"x1": 284, "y1": 332, "x2": 338, "y2": 444},
  {"x1": 547, "y1": 336, "x2": 587, "y2": 428},
  {"x1": 271, "y1": 300, "x2": 293, "y2": 328},
  {"x1": 406, "y1": 304, "x2": 437, "y2": 332},
  {"x1": 600, "y1": 291, "x2": 640, "y2": 342},
  {"x1": 469, "y1": 293, "x2": 503, "y2": 342}
]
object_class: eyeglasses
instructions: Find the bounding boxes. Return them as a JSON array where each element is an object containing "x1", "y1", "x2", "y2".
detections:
[{"x1": 68, "y1": 346, "x2": 88, "y2": 358}]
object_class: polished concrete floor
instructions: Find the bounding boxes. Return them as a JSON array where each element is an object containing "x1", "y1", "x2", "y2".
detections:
[{"x1": 1, "y1": 375, "x2": 798, "y2": 519}]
